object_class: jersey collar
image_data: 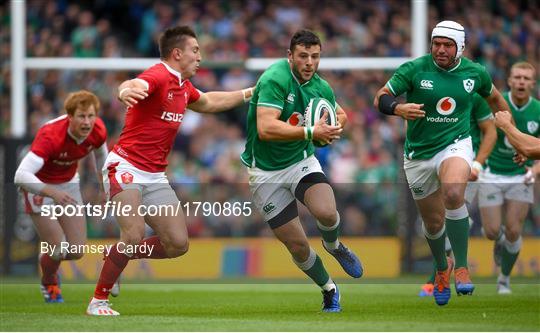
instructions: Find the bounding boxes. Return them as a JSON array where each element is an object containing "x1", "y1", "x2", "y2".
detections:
[
  {"x1": 432, "y1": 57, "x2": 461, "y2": 72},
  {"x1": 289, "y1": 66, "x2": 311, "y2": 87},
  {"x1": 67, "y1": 128, "x2": 86, "y2": 145},
  {"x1": 508, "y1": 94, "x2": 532, "y2": 112},
  {"x1": 161, "y1": 61, "x2": 183, "y2": 86}
]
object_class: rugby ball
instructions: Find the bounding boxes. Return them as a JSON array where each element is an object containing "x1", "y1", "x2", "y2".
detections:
[{"x1": 304, "y1": 98, "x2": 337, "y2": 147}]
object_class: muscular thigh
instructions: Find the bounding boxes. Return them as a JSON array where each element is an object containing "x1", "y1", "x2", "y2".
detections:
[
  {"x1": 31, "y1": 214, "x2": 65, "y2": 245},
  {"x1": 58, "y1": 215, "x2": 86, "y2": 246},
  {"x1": 143, "y1": 184, "x2": 187, "y2": 244}
]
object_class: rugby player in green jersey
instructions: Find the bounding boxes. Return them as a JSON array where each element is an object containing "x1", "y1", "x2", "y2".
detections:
[
  {"x1": 419, "y1": 93, "x2": 496, "y2": 297},
  {"x1": 241, "y1": 30, "x2": 363, "y2": 312},
  {"x1": 374, "y1": 21, "x2": 511, "y2": 306},
  {"x1": 478, "y1": 62, "x2": 540, "y2": 294}
]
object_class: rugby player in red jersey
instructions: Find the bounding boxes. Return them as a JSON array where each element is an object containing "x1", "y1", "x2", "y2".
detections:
[
  {"x1": 86, "y1": 26, "x2": 253, "y2": 315},
  {"x1": 14, "y1": 90, "x2": 108, "y2": 303}
]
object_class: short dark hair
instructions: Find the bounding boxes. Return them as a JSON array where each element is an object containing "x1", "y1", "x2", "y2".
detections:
[
  {"x1": 158, "y1": 26, "x2": 197, "y2": 59},
  {"x1": 289, "y1": 29, "x2": 321, "y2": 52}
]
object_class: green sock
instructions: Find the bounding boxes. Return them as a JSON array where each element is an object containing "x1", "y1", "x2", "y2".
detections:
[
  {"x1": 501, "y1": 238, "x2": 521, "y2": 276},
  {"x1": 294, "y1": 248, "x2": 330, "y2": 286},
  {"x1": 445, "y1": 205, "x2": 470, "y2": 269},
  {"x1": 424, "y1": 226, "x2": 448, "y2": 271},
  {"x1": 303, "y1": 255, "x2": 331, "y2": 286},
  {"x1": 428, "y1": 260, "x2": 436, "y2": 283},
  {"x1": 317, "y1": 212, "x2": 339, "y2": 246}
]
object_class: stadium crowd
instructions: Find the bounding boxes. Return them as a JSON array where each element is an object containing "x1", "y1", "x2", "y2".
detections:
[{"x1": 0, "y1": 0, "x2": 539, "y2": 238}]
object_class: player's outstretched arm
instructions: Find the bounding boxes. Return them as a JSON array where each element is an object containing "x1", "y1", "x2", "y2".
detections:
[
  {"x1": 470, "y1": 118, "x2": 497, "y2": 181},
  {"x1": 374, "y1": 86, "x2": 425, "y2": 120},
  {"x1": 495, "y1": 111, "x2": 540, "y2": 159},
  {"x1": 484, "y1": 86, "x2": 511, "y2": 116},
  {"x1": 117, "y1": 79, "x2": 149, "y2": 108},
  {"x1": 189, "y1": 87, "x2": 254, "y2": 113}
]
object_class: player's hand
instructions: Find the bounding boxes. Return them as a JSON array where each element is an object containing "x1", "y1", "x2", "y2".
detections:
[
  {"x1": 394, "y1": 103, "x2": 425, "y2": 120},
  {"x1": 50, "y1": 189, "x2": 78, "y2": 206},
  {"x1": 524, "y1": 167, "x2": 535, "y2": 184},
  {"x1": 469, "y1": 167, "x2": 480, "y2": 181},
  {"x1": 513, "y1": 152, "x2": 527, "y2": 165},
  {"x1": 119, "y1": 87, "x2": 148, "y2": 108},
  {"x1": 313, "y1": 111, "x2": 343, "y2": 145},
  {"x1": 469, "y1": 160, "x2": 483, "y2": 181},
  {"x1": 494, "y1": 111, "x2": 513, "y2": 130}
]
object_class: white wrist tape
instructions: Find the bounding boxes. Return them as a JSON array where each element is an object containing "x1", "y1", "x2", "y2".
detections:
[
  {"x1": 118, "y1": 87, "x2": 131, "y2": 100},
  {"x1": 242, "y1": 88, "x2": 253, "y2": 102},
  {"x1": 472, "y1": 160, "x2": 483, "y2": 172}
]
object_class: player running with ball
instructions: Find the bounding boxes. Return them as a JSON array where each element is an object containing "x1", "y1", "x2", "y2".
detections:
[{"x1": 241, "y1": 29, "x2": 363, "y2": 313}]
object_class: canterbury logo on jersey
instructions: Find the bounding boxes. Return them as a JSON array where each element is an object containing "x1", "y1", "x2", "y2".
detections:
[
  {"x1": 420, "y1": 80, "x2": 433, "y2": 90},
  {"x1": 160, "y1": 111, "x2": 184, "y2": 123}
]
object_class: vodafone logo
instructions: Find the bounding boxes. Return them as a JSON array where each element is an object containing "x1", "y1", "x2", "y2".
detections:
[
  {"x1": 287, "y1": 112, "x2": 304, "y2": 127},
  {"x1": 436, "y1": 97, "x2": 456, "y2": 115}
]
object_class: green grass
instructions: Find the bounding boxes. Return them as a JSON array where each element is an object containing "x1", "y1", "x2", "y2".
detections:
[{"x1": 1, "y1": 280, "x2": 539, "y2": 331}]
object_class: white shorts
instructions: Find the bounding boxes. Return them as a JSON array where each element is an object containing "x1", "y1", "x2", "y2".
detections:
[
  {"x1": 404, "y1": 137, "x2": 474, "y2": 200},
  {"x1": 22, "y1": 174, "x2": 82, "y2": 214},
  {"x1": 478, "y1": 168, "x2": 534, "y2": 206},
  {"x1": 103, "y1": 152, "x2": 179, "y2": 206},
  {"x1": 248, "y1": 155, "x2": 324, "y2": 225},
  {"x1": 464, "y1": 180, "x2": 480, "y2": 204}
]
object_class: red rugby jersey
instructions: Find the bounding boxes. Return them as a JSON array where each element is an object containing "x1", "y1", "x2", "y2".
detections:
[
  {"x1": 31, "y1": 115, "x2": 107, "y2": 183},
  {"x1": 113, "y1": 62, "x2": 201, "y2": 172}
]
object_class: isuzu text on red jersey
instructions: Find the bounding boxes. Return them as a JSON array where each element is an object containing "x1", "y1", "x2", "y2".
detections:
[
  {"x1": 31, "y1": 115, "x2": 107, "y2": 183},
  {"x1": 113, "y1": 63, "x2": 201, "y2": 172}
]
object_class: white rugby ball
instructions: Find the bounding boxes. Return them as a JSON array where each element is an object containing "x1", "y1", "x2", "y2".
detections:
[
  {"x1": 304, "y1": 98, "x2": 337, "y2": 127},
  {"x1": 304, "y1": 98, "x2": 337, "y2": 147}
]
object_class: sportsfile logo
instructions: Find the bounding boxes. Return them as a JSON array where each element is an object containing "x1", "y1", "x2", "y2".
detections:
[{"x1": 420, "y1": 80, "x2": 433, "y2": 90}]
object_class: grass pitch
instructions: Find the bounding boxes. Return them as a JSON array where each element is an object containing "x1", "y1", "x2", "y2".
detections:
[{"x1": 1, "y1": 279, "x2": 539, "y2": 331}]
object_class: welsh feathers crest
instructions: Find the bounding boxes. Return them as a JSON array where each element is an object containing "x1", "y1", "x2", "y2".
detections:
[{"x1": 463, "y1": 79, "x2": 474, "y2": 93}]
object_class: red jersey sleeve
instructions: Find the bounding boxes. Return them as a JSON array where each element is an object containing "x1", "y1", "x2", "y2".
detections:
[
  {"x1": 30, "y1": 127, "x2": 56, "y2": 161},
  {"x1": 137, "y1": 64, "x2": 165, "y2": 94},
  {"x1": 186, "y1": 81, "x2": 201, "y2": 104},
  {"x1": 92, "y1": 117, "x2": 108, "y2": 147}
]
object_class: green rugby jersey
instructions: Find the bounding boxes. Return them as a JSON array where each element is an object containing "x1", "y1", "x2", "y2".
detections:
[
  {"x1": 487, "y1": 92, "x2": 540, "y2": 175},
  {"x1": 470, "y1": 93, "x2": 493, "y2": 155},
  {"x1": 241, "y1": 59, "x2": 336, "y2": 171},
  {"x1": 386, "y1": 55, "x2": 493, "y2": 159}
]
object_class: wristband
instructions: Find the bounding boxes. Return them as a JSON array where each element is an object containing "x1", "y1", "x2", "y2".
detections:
[
  {"x1": 472, "y1": 160, "x2": 483, "y2": 172},
  {"x1": 378, "y1": 94, "x2": 398, "y2": 116},
  {"x1": 242, "y1": 88, "x2": 253, "y2": 102},
  {"x1": 304, "y1": 127, "x2": 313, "y2": 140},
  {"x1": 118, "y1": 87, "x2": 131, "y2": 100}
]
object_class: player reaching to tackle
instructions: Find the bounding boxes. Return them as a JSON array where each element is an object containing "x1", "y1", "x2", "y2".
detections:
[
  {"x1": 241, "y1": 29, "x2": 363, "y2": 313},
  {"x1": 86, "y1": 26, "x2": 254, "y2": 316},
  {"x1": 374, "y1": 21, "x2": 510, "y2": 306},
  {"x1": 14, "y1": 90, "x2": 108, "y2": 303}
]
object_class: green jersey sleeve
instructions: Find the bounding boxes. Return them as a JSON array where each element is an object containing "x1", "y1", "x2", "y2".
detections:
[
  {"x1": 386, "y1": 61, "x2": 415, "y2": 96},
  {"x1": 472, "y1": 93, "x2": 493, "y2": 122},
  {"x1": 475, "y1": 65, "x2": 493, "y2": 97},
  {"x1": 257, "y1": 75, "x2": 286, "y2": 111}
]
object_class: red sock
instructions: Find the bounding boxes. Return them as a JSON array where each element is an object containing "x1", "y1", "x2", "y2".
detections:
[
  {"x1": 135, "y1": 236, "x2": 168, "y2": 259},
  {"x1": 40, "y1": 254, "x2": 61, "y2": 285},
  {"x1": 94, "y1": 244, "x2": 130, "y2": 300}
]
